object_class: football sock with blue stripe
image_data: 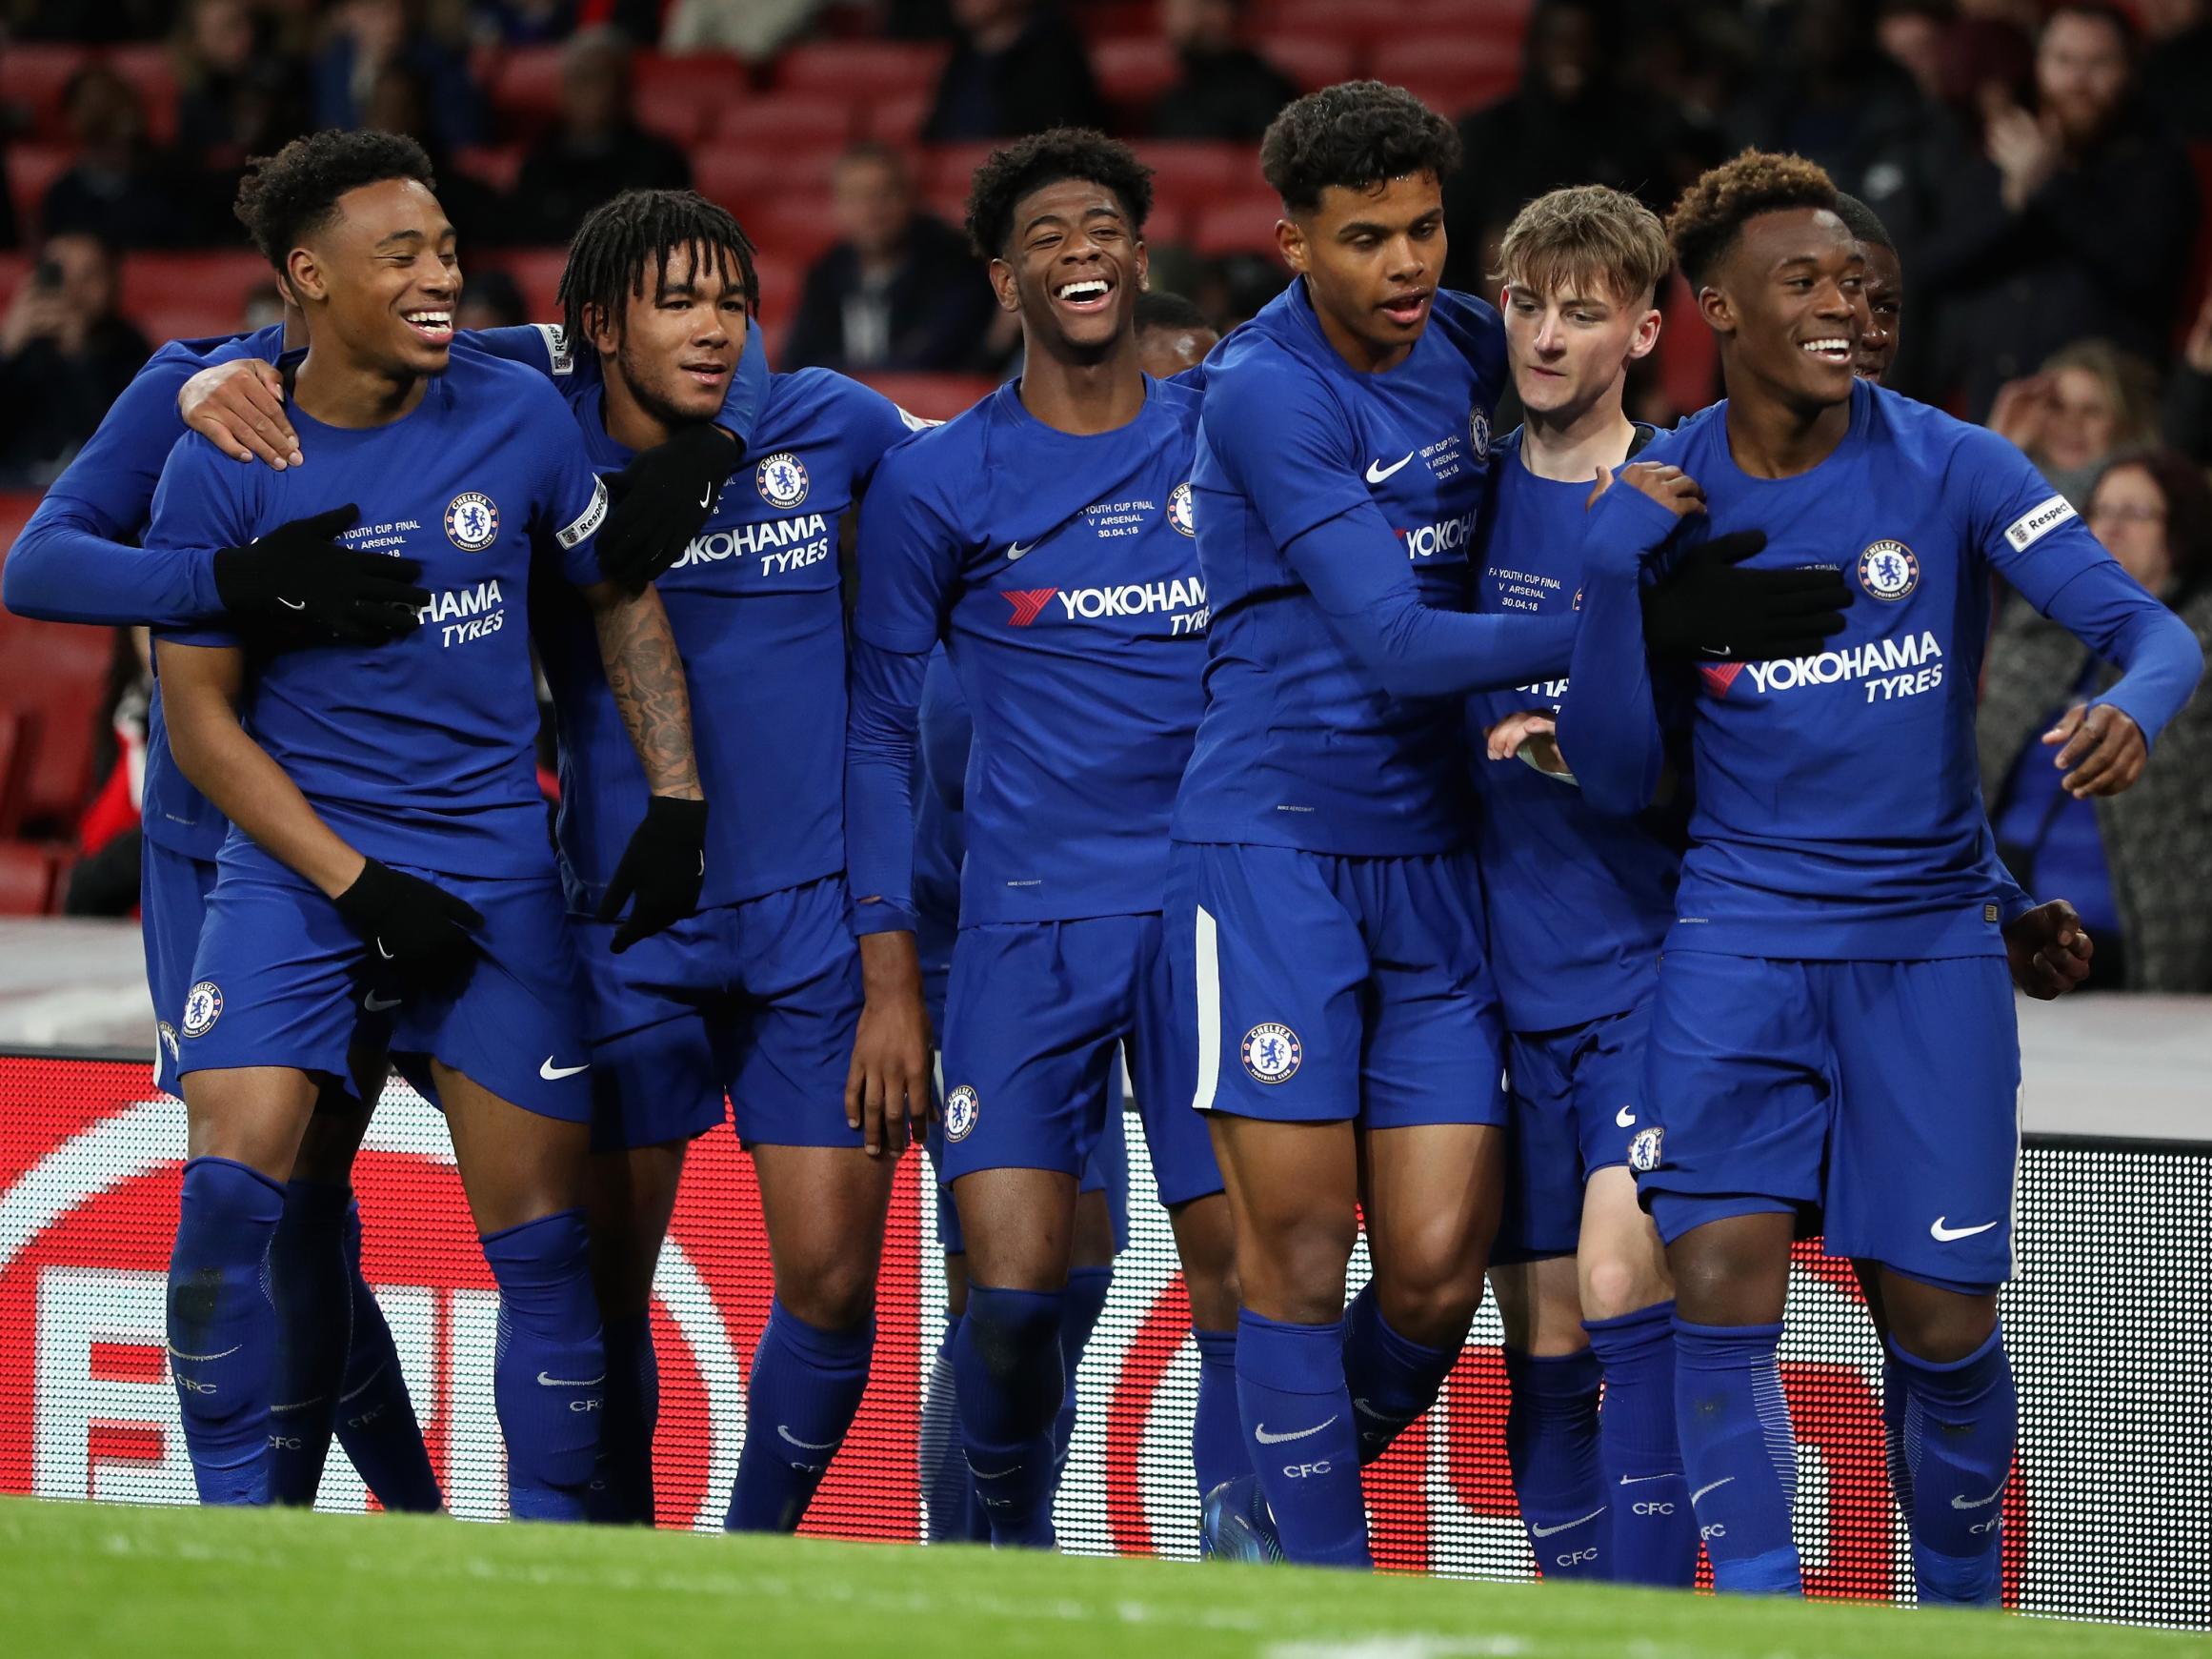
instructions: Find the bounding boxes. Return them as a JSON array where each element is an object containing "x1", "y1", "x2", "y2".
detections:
[
  {"x1": 1894, "y1": 1325, "x2": 2015, "y2": 1607},
  {"x1": 953, "y1": 1285, "x2": 1065, "y2": 1548},
  {"x1": 1052, "y1": 1266, "x2": 1114, "y2": 1484},
  {"x1": 334, "y1": 1199, "x2": 441, "y2": 1512},
  {"x1": 167, "y1": 1156, "x2": 285, "y2": 1506},
  {"x1": 921, "y1": 1310, "x2": 971, "y2": 1542},
  {"x1": 1673, "y1": 1319, "x2": 1801, "y2": 1595},
  {"x1": 1237, "y1": 1308, "x2": 1369, "y2": 1568},
  {"x1": 480, "y1": 1209, "x2": 602, "y2": 1522},
  {"x1": 727, "y1": 1299, "x2": 875, "y2": 1532},
  {"x1": 585, "y1": 1311, "x2": 657, "y2": 1524},
  {"x1": 1584, "y1": 1301, "x2": 1698, "y2": 1586},
  {"x1": 1192, "y1": 1325, "x2": 1246, "y2": 1499},
  {"x1": 1503, "y1": 1345, "x2": 1607, "y2": 1580},
  {"x1": 265, "y1": 1180, "x2": 352, "y2": 1507}
]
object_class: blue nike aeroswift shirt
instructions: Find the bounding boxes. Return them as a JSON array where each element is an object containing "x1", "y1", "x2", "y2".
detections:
[
  {"x1": 150, "y1": 351, "x2": 611, "y2": 878},
  {"x1": 1560, "y1": 378, "x2": 2203, "y2": 961}
]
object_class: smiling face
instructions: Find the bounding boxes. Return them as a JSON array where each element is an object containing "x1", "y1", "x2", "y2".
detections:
[
  {"x1": 1853, "y1": 238, "x2": 1902, "y2": 384},
  {"x1": 1707, "y1": 204, "x2": 1863, "y2": 412},
  {"x1": 287, "y1": 175, "x2": 458, "y2": 378},
  {"x1": 2086, "y1": 461, "x2": 2173, "y2": 594},
  {"x1": 1282, "y1": 171, "x2": 1445, "y2": 371},
  {"x1": 1501, "y1": 272, "x2": 1659, "y2": 420},
  {"x1": 589, "y1": 240, "x2": 744, "y2": 431},
  {"x1": 990, "y1": 175, "x2": 1147, "y2": 360}
]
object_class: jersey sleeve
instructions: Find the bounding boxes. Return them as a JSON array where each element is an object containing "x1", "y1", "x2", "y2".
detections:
[
  {"x1": 852, "y1": 438, "x2": 961, "y2": 654},
  {"x1": 2, "y1": 344, "x2": 231, "y2": 628},
  {"x1": 526, "y1": 396, "x2": 611, "y2": 587},
  {"x1": 838, "y1": 374, "x2": 933, "y2": 493},
  {"x1": 1958, "y1": 426, "x2": 2205, "y2": 747},
  {"x1": 143, "y1": 435, "x2": 255, "y2": 649},
  {"x1": 1555, "y1": 478, "x2": 1685, "y2": 815},
  {"x1": 1203, "y1": 346, "x2": 1374, "y2": 547}
]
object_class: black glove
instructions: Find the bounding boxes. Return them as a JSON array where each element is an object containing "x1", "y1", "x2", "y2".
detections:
[
  {"x1": 333, "y1": 858, "x2": 484, "y2": 988},
  {"x1": 595, "y1": 425, "x2": 739, "y2": 591},
  {"x1": 211, "y1": 504, "x2": 429, "y2": 646},
  {"x1": 597, "y1": 795, "x2": 709, "y2": 952},
  {"x1": 1639, "y1": 530, "x2": 1853, "y2": 662}
]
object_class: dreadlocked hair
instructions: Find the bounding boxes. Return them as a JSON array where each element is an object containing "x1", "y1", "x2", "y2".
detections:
[
  {"x1": 559, "y1": 189, "x2": 760, "y2": 349},
  {"x1": 1666, "y1": 150, "x2": 1839, "y2": 291},
  {"x1": 964, "y1": 129, "x2": 1153, "y2": 261},
  {"x1": 233, "y1": 129, "x2": 436, "y2": 278}
]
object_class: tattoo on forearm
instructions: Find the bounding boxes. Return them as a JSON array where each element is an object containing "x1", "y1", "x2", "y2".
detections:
[{"x1": 594, "y1": 591, "x2": 703, "y2": 798}]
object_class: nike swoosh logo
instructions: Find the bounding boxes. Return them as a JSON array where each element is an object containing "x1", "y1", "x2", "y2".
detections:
[
  {"x1": 269, "y1": 1396, "x2": 328, "y2": 1414},
  {"x1": 167, "y1": 1344, "x2": 242, "y2": 1363},
  {"x1": 699, "y1": 483, "x2": 715, "y2": 510},
  {"x1": 1616, "y1": 1105, "x2": 1638, "y2": 1127},
  {"x1": 967, "y1": 1463, "x2": 1020, "y2": 1480},
  {"x1": 376, "y1": 940, "x2": 395, "y2": 961},
  {"x1": 1618, "y1": 1472, "x2": 1674, "y2": 1486},
  {"x1": 1691, "y1": 1477, "x2": 1735, "y2": 1505},
  {"x1": 1352, "y1": 1397, "x2": 1416, "y2": 1423},
  {"x1": 540, "y1": 1058, "x2": 590, "y2": 1081},
  {"x1": 1365, "y1": 454, "x2": 1415, "y2": 484},
  {"x1": 277, "y1": 597, "x2": 307, "y2": 610},
  {"x1": 777, "y1": 1425, "x2": 839, "y2": 1452},
  {"x1": 363, "y1": 992, "x2": 403, "y2": 1013},
  {"x1": 1950, "y1": 1486, "x2": 2005, "y2": 1509},
  {"x1": 1930, "y1": 1217, "x2": 1999, "y2": 1242},
  {"x1": 536, "y1": 1371, "x2": 604, "y2": 1387},
  {"x1": 1254, "y1": 1416, "x2": 1337, "y2": 1445},
  {"x1": 1529, "y1": 1507, "x2": 1607, "y2": 1537},
  {"x1": 1005, "y1": 540, "x2": 1036, "y2": 561}
]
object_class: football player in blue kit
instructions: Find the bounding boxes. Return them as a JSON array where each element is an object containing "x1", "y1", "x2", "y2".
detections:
[
  {"x1": 531, "y1": 188, "x2": 930, "y2": 1533},
  {"x1": 1558, "y1": 152, "x2": 2202, "y2": 1601},
  {"x1": 845, "y1": 131, "x2": 1243, "y2": 1550},
  {"x1": 144, "y1": 132, "x2": 710, "y2": 1518}
]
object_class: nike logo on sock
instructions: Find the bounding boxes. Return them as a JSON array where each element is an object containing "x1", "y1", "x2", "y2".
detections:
[
  {"x1": 1352, "y1": 1397, "x2": 1417, "y2": 1423},
  {"x1": 268, "y1": 1396, "x2": 327, "y2": 1414},
  {"x1": 1950, "y1": 1485, "x2": 2005, "y2": 1509},
  {"x1": 777, "y1": 1425, "x2": 839, "y2": 1452},
  {"x1": 536, "y1": 1371, "x2": 604, "y2": 1387},
  {"x1": 1691, "y1": 1477, "x2": 1735, "y2": 1505},
  {"x1": 167, "y1": 1343, "x2": 242, "y2": 1363},
  {"x1": 1529, "y1": 1506, "x2": 1607, "y2": 1537},
  {"x1": 339, "y1": 1361, "x2": 387, "y2": 1402},
  {"x1": 1618, "y1": 1471, "x2": 1676, "y2": 1486},
  {"x1": 1930, "y1": 1216, "x2": 1998, "y2": 1242},
  {"x1": 278, "y1": 597, "x2": 307, "y2": 610},
  {"x1": 967, "y1": 1462, "x2": 1020, "y2": 1480},
  {"x1": 1254, "y1": 1416, "x2": 1337, "y2": 1445}
]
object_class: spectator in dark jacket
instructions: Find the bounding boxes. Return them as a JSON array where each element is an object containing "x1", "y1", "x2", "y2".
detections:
[
  {"x1": 510, "y1": 29, "x2": 691, "y2": 247},
  {"x1": 784, "y1": 144, "x2": 993, "y2": 375},
  {"x1": 40, "y1": 67, "x2": 194, "y2": 250},
  {"x1": 312, "y1": 0, "x2": 487, "y2": 152},
  {"x1": 1980, "y1": 449, "x2": 2212, "y2": 991},
  {"x1": 922, "y1": 0, "x2": 1105, "y2": 141},
  {"x1": 362, "y1": 60, "x2": 513, "y2": 246},
  {"x1": 1146, "y1": 0, "x2": 1297, "y2": 142},
  {"x1": 2138, "y1": 0, "x2": 2212, "y2": 141},
  {"x1": 1918, "y1": 3, "x2": 2200, "y2": 418},
  {"x1": 0, "y1": 233, "x2": 151, "y2": 488},
  {"x1": 2162, "y1": 291, "x2": 2212, "y2": 465},
  {"x1": 172, "y1": 0, "x2": 311, "y2": 171}
]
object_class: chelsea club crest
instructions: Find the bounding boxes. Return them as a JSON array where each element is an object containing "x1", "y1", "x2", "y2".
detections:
[
  {"x1": 1167, "y1": 481, "x2": 1196, "y2": 536},
  {"x1": 1240, "y1": 1022, "x2": 1301, "y2": 1084},
  {"x1": 181, "y1": 981, "x2": 224, "y2": 1039},
  {"x1": 755, "y1": 452, "x2": 811, "y2": 509},
  {"x1": 445, "y1": 491, "x2": 500, "y2": 551},
  {"x1": 1857, "y1": 538, "x2": 1919, "y2": 600},
  {"x1": 944, "y1": 1084, "x2": 980, "y2": 1142},
  {"x1": 1469, "y1": 408, "x2": 1492, "y2": 460}
]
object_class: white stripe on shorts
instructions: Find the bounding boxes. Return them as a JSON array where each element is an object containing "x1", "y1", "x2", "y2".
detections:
[{"x1": 1192, "y1": 903, "x2": 1221, "y2": 1112}]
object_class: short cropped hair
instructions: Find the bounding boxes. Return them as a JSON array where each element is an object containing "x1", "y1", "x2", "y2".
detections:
[
  {"x1": 1832, "y1": 191, "x2": 1893, "y2": 253},
  {"x1": 1496, "y1": 185, "x2": 1671, "y2": 307},
  {"x1": 1135, "y1": 290, "x2": 1214, "y2": 334},
  {"x1": 1665, "y1": 150, "x2": 1840, "y2": 290},
  {"x1": 964, "y1": 129, "x2": 1153, "y2": 261},
  {"x1": 1259, "y1": 80, "x2": 1461, "y2": 214},
  {"x1": 233, "y1": 129, "x2": 437, "y2": 275}
]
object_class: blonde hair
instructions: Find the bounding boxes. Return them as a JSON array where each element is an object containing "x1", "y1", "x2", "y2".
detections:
[
  {"x1": 1497, "y1": 184, "x2": 1672, "y2": 308},
  {"x1": 2040, "y1": 338, "x2": 2162, "y2": 453}
]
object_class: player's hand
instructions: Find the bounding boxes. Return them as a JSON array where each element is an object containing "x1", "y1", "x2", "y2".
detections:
[
  {"x1": 333, "y1": 858, "x2": 484, "y2": 989},
  {"x1": 1640, "y1": 530, "x2": 1854, "y2": 661},
  {"x1": 597, "y1": 795, "x2": 709, "y2": 952},
  {"x1": 1483, "y1": 708, "x2": 1574, "y2": 780},
  {"x1": 1599, "y1": 460, "x2": 1706, "y2": 518},
  {"x1": 2003, "y1": 898, "x2": 2094, "y2": 999},
  {"x1": 2043, "y1": 701, "x2": 2147, "y2": 798},
  {"x1": 181, "y1": 358, "x2": 303, "y2": 470},
  {"x1": 595, "y1": 424, "x2": 740, "y2": 592},
  {"x1": 211, "y1": 505, "x2": 430, "y2": 646},
  {"x1": 846, "y1": 932, "x2": 930, "y2": 1159}
]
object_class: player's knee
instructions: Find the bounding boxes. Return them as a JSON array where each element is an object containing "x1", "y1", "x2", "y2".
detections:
[
  {"x1": 774, "y1": 1257, "x2": 879, "y2": 1332},
  {"x1": 1882, "y1": 1287, "x2": 1998, "y2": 1366},
  {"x1": 1579, "y1": 1254, "x2": 1669, "y2": 1324},
  {"x1": 1374, "y1": 1271, "x2": 1482, "y2": 1350},
  {"x1": 1235, "y1": 1208, "x2": 1355, "y2": 1323}
]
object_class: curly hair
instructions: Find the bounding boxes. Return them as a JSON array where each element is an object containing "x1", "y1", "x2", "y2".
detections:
[
  {"x1": 233, "y1": 130, "x2": 437, "y2": 276},
  {"x1": 560, "y1": 188, "x2": 760, "y2": 346},
  {"x1": 1259, "y1": 81, "x2": 1461, "y2": 214},
  {"x1": 964, "y1": 129, "x2": 1154, "y2": 261},
  {"x1": 1665, "y1": 150, "x2": 1839, "y2": 290}
]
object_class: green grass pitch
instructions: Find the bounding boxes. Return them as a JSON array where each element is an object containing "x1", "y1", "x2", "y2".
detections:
[{"x1": 3, "y1": 1498, "x2": 2203, "y2": 1659}]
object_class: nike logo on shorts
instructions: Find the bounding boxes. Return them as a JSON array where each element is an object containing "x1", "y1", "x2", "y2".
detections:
[
  {"x1": 363, "y1": 991, "x2": 403, "y2": 1012},
  {"x1": 1616, "y1": 1105, "x2": 1638, "y2": 1127},
  {"x1": 540, "y1": 1058, "x2": 590, "y2": 1081},
  {"x1": 1930, "y1": 1217, "x2": 1998, "y2": 1242}
]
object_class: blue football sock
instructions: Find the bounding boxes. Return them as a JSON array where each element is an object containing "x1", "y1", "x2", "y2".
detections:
[
  {"x1": 1052, "y1": 1266, "x2": 1113, "y2": 1484},
  {"x1": 1502, "y1": 1345, "x2": 1607, "y2": 1580},
  {"x1": 1673, "y1": 1319, "x2": 1801, "y2": 1595},
  {"x1": 726, "y1": 1299, "x2": 875, "y2": 1533},
  {"x1": 952, "y1": 1285, "x2": 1064, "y2": 1548},
  {"x1": 1893, "y1": 1326, "x2": 2015, "y2": 1607},
  {"x1": 1881, "y1": 1352, "x2": 1915, "y2": 1527},
  {"x1": 585, "y1": 1312, "x2": 658, "y2": 1525},
  {"x1": 167, "y1": 1157, "x2": 285, "y2": 1506},
  {"x1": 480, "y1": 1210, "x2": 603, "y2": 1523},
  {"x1": 1342, "y1": 1284, "x2": 1458, "y2": 1467},
  {"x1": 334, "y1": 1200, "x2": 441, "y2": 1513},
  {"x1": 921, "y1": 1311, "x2": 973, "y2": 1543},
  {"x1": 1192, "y1": 1325, "x2": 1246, "y2": 1499},
  {"x1": 265, "y1": 1180, "x2": 351, "y2": 1507},
  {"x1": 1237, "y1": 1308, "x2": 1369, "y2": 1568},
  {"x1": 1584, "y1": 1301, "x2": 1699, "y2": 1587}
]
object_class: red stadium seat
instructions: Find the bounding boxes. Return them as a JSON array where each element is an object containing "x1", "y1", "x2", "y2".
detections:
[
  {"x1": 1655, "y1": 271, "x2": 1719, "y2": 424},
  {"x1": 0, "y1": 840, "x2": 59, "y2": 916},
  {"x1": 1190, "y1": 194, "x2": 1288, "y2": 259},
  {"x1": 6, "y1": 145, "x2": 71, "y2": 241},
  {"x1": 1093, "y1": 37, "x2": 1179, "y2": 110},
  {"x1": 693, "y1": 145, "x2": 842, "y2": 225},
  {"x1": 0, "y1": 711, "x2": 30, "y2": 839},
  {"x1": 118, "y1": 251, "x2": 271, "y2": 334},
  {"x1": 1258, "y1": 35, "x2": 1359, "y2": 92},
  {"x1": 452, "y1": 143, "x2": 526, "y2": 194},
  {"x1": 0, "y1": 44, "x2": 89, "y2": 141},
  {"x1": 776, "y1": 40, "x2": 948, "y2": 104},
  {"x1": 0, "y1": 608, "x2": 111, "y2": 836},
  {"x1": 1075, "y1": 0, "x2": 1156, "y2": 42},
  {"x1": 749, "y1": 196, "x2": 841, "y2": 269},
  {"x1": 487, "y1": 44, "x2": 567, "y2": 130},
  {"x1": 925, "y1": 144, "x2": 1001, "y2": 205},
  {"x1": 634, "y1": 51, "x2": 749, "y2": 147},
  {"x1": 1368, "y1": 34, "x2": 1519, "y2": 115},
  {"x1": 489, "y1": 248, "x2": 569, "y2": 320},
  {"x1": 132, "y1": 300, "x2": 251, "y2": 349},
  {"x1": 105, "y1": 44, "x2": 178, "y2": 146},
  {"x1": 750, "y1": 252, "x2": 802, "y2": 325},
  {"x1": 713, "y1": 94, "x2": 855, "y2": 154},
  {"x1": 866, "y1": 91, "x2": 933, "y2": 145},
  {"x1": 855, "y1": 372, "x2": 996, "y2": 423}
]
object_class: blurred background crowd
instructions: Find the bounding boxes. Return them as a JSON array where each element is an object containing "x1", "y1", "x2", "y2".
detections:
[{"x1": 2, "y1": 0, "x2": 2209, "y2": 988}]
